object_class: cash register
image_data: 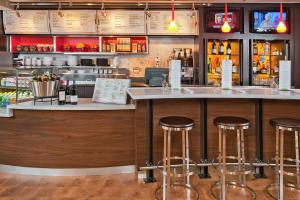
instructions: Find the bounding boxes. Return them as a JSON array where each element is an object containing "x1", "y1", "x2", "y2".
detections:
[{"x1": 144, "y1": 67, "x2": 169, "y2": 87}]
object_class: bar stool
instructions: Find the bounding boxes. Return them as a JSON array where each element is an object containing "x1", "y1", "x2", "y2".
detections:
[
  {"x1": 155, "y1": 116, "x2": 199, "y2": 200},
  {"x1": 266, "y1": 118, "x2": 300, "y2": 200},
  {"x1": 210, "y1": 116, "x2": 256, "y2": 200}
]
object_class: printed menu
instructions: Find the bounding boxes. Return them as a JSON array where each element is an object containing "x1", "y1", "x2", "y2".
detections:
[
  {"x1": 221, "y1": 60, "x2": 233, "y2": 90},
  {"x1": 147, "y1": 10, "x2": 198, "y2": 35},
  {"x1": 50, "y1": 10, "x2": 97, "y2": 34},
  {"x1": 97, "y1": 10, "x2": 146, "y2": 35},
  {"x1": 3, "y1": 10, "x2": 50, "y2": 34},
  {"x1": 92, "y1": 78, "x2": 130, "y2": 104},
  {"x1": 279, "y1": 60, "x2": 291, "y2": 91}
]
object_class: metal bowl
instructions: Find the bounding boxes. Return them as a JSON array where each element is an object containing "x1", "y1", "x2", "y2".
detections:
[{"x1": 31, "y1": 80, "x2": 59, "y2": 97}]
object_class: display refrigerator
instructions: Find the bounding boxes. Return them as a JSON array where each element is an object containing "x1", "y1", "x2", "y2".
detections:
[
  {"x1": 206, "y1": 39, "x2": 242, "y2": 86},
  {"x1": 250, "y1": 40, "x2": 289, "y2": 86}
]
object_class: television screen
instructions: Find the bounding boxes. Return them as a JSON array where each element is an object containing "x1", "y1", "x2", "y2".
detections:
[
  {"x1": 205, "y1": 8, "x2": 242, "y2": 33},
  {"x1": 252, "y1": 11, "x2": 288, "y2": 33}
]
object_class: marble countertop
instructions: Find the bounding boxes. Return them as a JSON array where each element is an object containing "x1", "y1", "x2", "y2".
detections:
[
  {"x1": 127, "y1": 86, "x2": 300, "y2": 100},
  {"x1": 5, "y1": 98, "x2": 135, "y2": 114}
]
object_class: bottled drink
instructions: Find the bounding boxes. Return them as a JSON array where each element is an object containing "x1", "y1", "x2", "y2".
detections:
[
  {"x1": 219, "y1": 41, "x2": 224, "y2": 55},
  {"x1": 70, "y1": 81, "x2": 78, "y2": 105},
  {"x1": 58, "y1": 81, "x2": 66, "y2": 105},
  {"x1": 208, "y1": 58, "x2": 212, "y2": 73},
  {"x1": 188, "y1": 49, "x2": 193, "y2": 67},
  {"x1": 253, "y1": 41, "x2": 258, "y2": 55},
  {"x1": 65, "y1": 80, "x2": 71, "y2": 104},
  {"x1": 226, "y1": 41, "x2": 232, "y2": 55},
  {"x1": 212, "y1": 40, "x2": 217, "y2": 55}
]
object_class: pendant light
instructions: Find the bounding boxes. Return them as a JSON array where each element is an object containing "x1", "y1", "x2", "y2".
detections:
[
  {"x1": 221, "y1": 3, "x2": 231, "y2": 33},
  {"x1": 168, "y1": 0, "x2": 178, "y2": 32},
  {"x1": 276, "y1": 2, "x2": 287, "y2": 33}
]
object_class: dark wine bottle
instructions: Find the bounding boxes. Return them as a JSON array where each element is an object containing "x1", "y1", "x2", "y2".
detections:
[
  {"x1": 226, "y1": 41, "x2": 232, "y2": 55},
  {"x1": 58, "y1": 81, "x2": 66, "y2": 105},
  {"x1": 219, "y1": 41, "x2": 224, "y2": 55},
  {"x1": 70, "y1": 81, "x2": 78, "y2": 105},
  {"x1": 212, "y1": 40, "x2": 217, "y2": 55},
  {"x1": 65, "y1": 80, "x2": 71, "y2": 104}
]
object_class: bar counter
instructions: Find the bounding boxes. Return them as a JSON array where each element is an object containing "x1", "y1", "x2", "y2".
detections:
[{"x1": 0, "y1": 86, "x2": 300, "y2": 177}]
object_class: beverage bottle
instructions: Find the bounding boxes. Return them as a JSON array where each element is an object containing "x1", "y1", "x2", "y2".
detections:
[
  {"x1": 226, "y1": 41, "x2": 232, "y2": 55},
  {"x1": 70, "y1": 81, "x2": 78, "y2": 105},
  {"x1": 219, "y1": 41, "x2": 224, "y2": 55},
  {"x1": 65, "y1": 80, "x2": 71, "y2": 104},
  {"x1": 212, "y1": 40, "x2": 217, "y2": 55},
  {"x1": 58, "y1": 81, "x2": 66, "y2": 105}
]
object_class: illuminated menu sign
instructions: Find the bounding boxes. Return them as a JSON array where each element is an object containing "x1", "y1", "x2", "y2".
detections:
[
  {"x1": 98, "y1": 10, "x2": 146, "y2": 35},
  {"x1": 3, "y1": 10, "x2": 50, "y2": 34},
  {"x1": 50, "y1": 10, "x2": 97, "y2": 34},
  {"x1": 147, "y1": 10, "x2": 198, "y2": 35}
]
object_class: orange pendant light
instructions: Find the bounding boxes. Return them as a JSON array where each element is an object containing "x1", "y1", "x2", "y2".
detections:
[
  {"x1": 276, "y1": 2, "x2": 287, "y2": 33},
  {"x1": 168, "y1": 0, "x2": 178, "y2": 32},
  {"x1": 221, "y1": 3, "x2": 231, "y2": 33}
]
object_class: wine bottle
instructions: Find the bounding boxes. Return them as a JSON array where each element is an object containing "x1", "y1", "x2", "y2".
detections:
[
  {"x1": 208, "y1": 58, "x2": 212, "y2": 73},
  {"x1": 58, "y1": 81, "x2": 66, "y2": 105},
  {"x1": 253, "y1": 41, "x2": 258, "y2": 55},
  {"x1": 219, "y1": 41, "x2": 224, "y2": 55},
  {"x1": 226, "y1": 41, "x2": 232, "y2": 55},
  {"x1": 188, "y1": 49, "x2": 193, "y2": 67},
  {"x1": 70, "y1": 81, "x2": 78, "y2": 105},
  {"x1": 65, "y1": 80, "x2": 71, "y2": 104},
  {"x1": 212, "y1": 40, "x2": 217, "y2": 55}
]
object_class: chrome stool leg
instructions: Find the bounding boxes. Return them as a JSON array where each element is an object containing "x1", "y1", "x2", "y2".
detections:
[
  {"x1": 167, "y1": 129, "x2": 171, "y2": 200},
  {"x1": 241, "y1": 129, "x2": 246, "y2": 186},
  {"x1": 279, "y1": 129, "x2": 284, "y2": 200},
  {"x1": 221, "y1": 127, "x2": 226, "y2": 200},
  {"x1": 237, "y1": 129, "x2": 242, "y2": 186},
  {"x1": 163, "y1": 129, "x2": 167, "y2": 200},
  {"x1": 295, "y1": 130, "x2": 300, "y2": 187},
  {"x1": 186, "y1": 129, "x2": 190, "y2": 187}
]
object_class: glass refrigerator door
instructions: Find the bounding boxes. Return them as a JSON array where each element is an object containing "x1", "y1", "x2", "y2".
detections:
[
  {"x1": 251, "y1": 40, "x2": 289, "y2": 86},
  {"x1": 206, "y1": 39, "x2": 241, "y2": 86}
]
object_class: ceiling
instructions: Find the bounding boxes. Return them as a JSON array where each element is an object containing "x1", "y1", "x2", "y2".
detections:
[{"x1": 2, "y1": 0, "x2": 300, "y2": 10}]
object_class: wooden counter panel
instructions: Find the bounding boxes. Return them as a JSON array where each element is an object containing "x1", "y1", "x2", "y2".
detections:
[
  {"x1": 263, "y1": 100, "x2": 300, "y2": 160},
  {"x1": 134, "y1": 100, "x2": 148, "y2": 168},
  {"x1": 0, "y1": 109, "x2": 135, "y2": 168},
  {"x1": 152, "y1": 99, "x2": 201, "y2": 164},
  {"x1": 207, "y1": 99, "x2": 257, "y2": 161}
]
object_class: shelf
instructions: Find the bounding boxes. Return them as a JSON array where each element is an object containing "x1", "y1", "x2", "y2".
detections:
[
  {"x1": 208, "y1": 54, "x2": 239, "y2": 56},
  {"x1": 62, "y1": 52, "x2": 118, "y2": 56},
  {"x1": 0, "y1": 86, "x2": 30, "y2": 90},
  {"x1": 253, "y1": 54, "x2": 284, "y2": 57}
]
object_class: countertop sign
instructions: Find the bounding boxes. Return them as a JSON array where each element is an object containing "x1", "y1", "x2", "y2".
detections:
[
  {"x1": 97, "y1": 10, "x2": 146, "y2": 35},
  {"x1": 93, "y1": 78, "x2": 130, "y2": 105},
  {"x1": 50, "y1": 10, "x2": 97, "y2": 34},
  {"x1": 147, "y1": 10, "x2": 198, "y2": 35},
  {"x1": 3, "y1": 10, "x2": 50, "y2": 34}
]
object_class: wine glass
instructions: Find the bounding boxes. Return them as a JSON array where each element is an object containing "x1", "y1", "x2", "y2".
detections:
[{"x1": 162, "y1": 74, "x2": 169, "y2": 90}]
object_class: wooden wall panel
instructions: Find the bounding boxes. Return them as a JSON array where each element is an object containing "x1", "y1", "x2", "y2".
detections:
[
  {"x1": 263, "y1": 100, "x2": 300, "y2": 160},
  {"x1": 207, "y1": 99, "x2": 257, "y2": 161},
  {"x1": 0, "y1": 109, "x2": 135, "y2": 168},
  {"x1": 152, "y1": 99, "x2": 201, "y2": 164}
]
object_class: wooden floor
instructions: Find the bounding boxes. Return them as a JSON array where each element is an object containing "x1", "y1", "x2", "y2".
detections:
[{"x1": 0, "y1": 168, "x2": 299, "y2": 200}]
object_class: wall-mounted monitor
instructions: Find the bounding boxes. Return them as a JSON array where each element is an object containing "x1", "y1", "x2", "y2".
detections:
[
  {"x1": 205, "y1": 8, "x2": 243, "y2": 33},
  {"x1": 250, "y1": 10, "x2": 290, "y2": 33}
]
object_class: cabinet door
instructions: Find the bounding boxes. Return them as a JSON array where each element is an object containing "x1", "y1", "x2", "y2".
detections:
[
  {"x1": 84, "y1": 86, "x2": 95, "y2": 98},
  {"x1": 77, "y1": 86, "x2": 85, "y2": 98}
]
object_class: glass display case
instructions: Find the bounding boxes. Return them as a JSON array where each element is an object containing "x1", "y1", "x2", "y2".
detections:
[
  {"x1": 206, "y1": 39, "x2": 242, "y2": 86},
  {"x1": 251, "y1": 40, "x2": 289, "y2": 86}
]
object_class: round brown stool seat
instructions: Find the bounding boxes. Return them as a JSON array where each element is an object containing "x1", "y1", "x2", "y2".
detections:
[
  {"x1": 270, "y1": 118, "x2": 300, "y2": 130},
  {"x1": 159, "y1": 116, "x2": 194, "y2": 130},
  {"x1": 213, "y1": 116, "x2": 250, "y2": 129}
]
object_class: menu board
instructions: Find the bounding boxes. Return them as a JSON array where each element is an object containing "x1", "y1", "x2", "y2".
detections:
[
  {"x1": 97, "y1": 10, "x2": 146, "y2": 35},
  {"x1": 147, "y1": 10, "x2": 198, "y2": 35},
  {"x1": 50, "y1": 10, "x2": 97, "y2": 34},
  {"x1": 92, "y1": 78, "x2": 130, "y2": 104},
  {"x1": 3, "y1": 10, "x2": 50, "y2": 34}
]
